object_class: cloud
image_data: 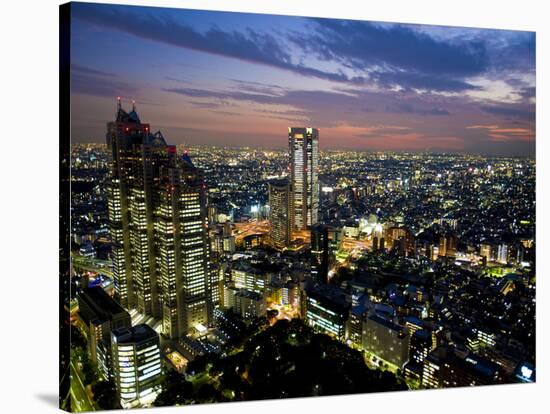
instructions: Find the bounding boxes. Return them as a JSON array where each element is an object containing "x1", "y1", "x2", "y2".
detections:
[
  {"x1": 386, "y1": 102, "x2": 451, "y2": 116},
  {"x1": 489, "y1": 32, "x2": 535, "y2": 73},
  {"x1": 370, "y1": 71, "x2": 479, "y2": 92},
  {"x1": 72, "y1": 3, "x2": 362, "y2": 85},
  {"x1": 517, "y1": 86, "x2": 536, "y2": 102},
  {"x1": 480, "y1": 104, "x2": 535, "y2": 122},
  {"x1": 72, "y1": 64, "x2": 116, "y2": 78},
  {"x1": 71, "y1": 72, "x2": 138, "y2": 98},
  {"x1": 71, "y1": 62, "x2": 142, "y2": 99},
  {"x1": 303, "y1": 19, "x2": 488, "y2": 75},
  {"x1": 465, "y1": 124, "x2": 534, "y2": 142},
  {"x1": 289, "y1": 19, "x2": 489, "y2": 92},
  {"x1": 162, "y1": 87, "x2": 282, "y2": 105},
  {"x1": 71, "y1": 3, "x2": 503, "y2": 94}
]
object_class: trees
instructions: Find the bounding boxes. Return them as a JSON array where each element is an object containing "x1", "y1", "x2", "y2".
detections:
[
  {"x1": 80, "y1": 354, "x2": 99, "y2": 385},
  {"x1": 92, "y1": 380, "x2": 119, "y2": 410},
  {"x1": 217, "y1": 319, "x2": 406, "y2": 400},
  {"x1": 154, "y1": 319, "x2": 406, "y2": 406},
  {"x1": 154, "y1": 370, "x2": 193, "y2": 407}
]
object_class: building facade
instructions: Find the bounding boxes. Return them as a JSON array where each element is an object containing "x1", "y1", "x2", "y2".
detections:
[
  {"x1": 305, "y1": 288, "x2": 349, "y2": 340},
  {"x1": 111, "y1": 324, "x2": 162, "y2": 409},
  {"x1": 288, "y1": 127, "x2": 319, "y2": 230},
  {"x1": 268, "y1": 179, "x2": 292, "y2": 250},
  {"x1": 107, "y1": 101, "x2": 211, "y2": 339},
  {"x1": 362, "y1": 315, "x2": 410, "y2": 369}
]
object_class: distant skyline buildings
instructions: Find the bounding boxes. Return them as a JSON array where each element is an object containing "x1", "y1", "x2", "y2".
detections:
[
  {"x1": 65, "y1": 3, "x2": 536, "y2": 410},
  {"x1": 69, "y1": 3, "x2": 535, "y2": 156}
]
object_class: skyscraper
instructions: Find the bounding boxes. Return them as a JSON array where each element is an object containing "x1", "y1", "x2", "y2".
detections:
[
  {"x1": 107, "y1": 100, "x2": 211, "y2": 338},
  {"x1": 311, "y1": 223, "x2": 329, "y2": 284},
  {"x1": 106, "y1": 98, "x2": 169, "y2": 316},
  {"x1": 156, "y1": 151, "x2": 211, "y2": 338},
  {"x1": 288, "y1": 127, "x2": 319, "y2": 230},
  {"x1": 268, "y1": 179, "x2": 292, "y2": 250}
]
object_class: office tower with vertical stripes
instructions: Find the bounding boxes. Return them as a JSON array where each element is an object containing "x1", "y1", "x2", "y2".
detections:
[
  {"x1": 288, "y1": 127, "x2": 319, "y2": 230},
  {"x1": 106, "y1": 99, "x2": 210, "y2": 338},
  {"x1": 156, "y1": 150, "x2": 211, "y2": 338},
  {"x1": 107, "y1": 99, "x2": 168, "y2": 316}
]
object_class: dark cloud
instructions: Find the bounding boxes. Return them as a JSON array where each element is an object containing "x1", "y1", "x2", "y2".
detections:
[
  {"x1": 386, "y1": 102, "x2": 451, "y2": 116},
  {"x1": 297, "y1": 19, "x2": 488, "y2": 76},
  {"x1": 517, "y1": 86, "x2": 536, "y2": 102},
  {"x1": 71, "y1": 61, "x2": 138, "y2": 98},
  {"x1": 371, "y1": 71, "x2": 479, "y2": 92},
  {"x1": 71, "y1": 73, "x2": 139, "y2": 98},
  {"x1": 72, "y1": 4, "x2": 359, "y2": 85},
  {"x1": 73, "y1": 3, "x2": 535, "y2": 96},
  {"x1": 489, "y1": 33, "x2": 535, "y2": 73},
  {"x1": 230, "y1": 79, "x2": 287, "y2": 96},
  {"x1": 163, "y1": 87, "x2": 281, "y2": 105},
  {"x1": 165, "y1": 76, "x2": 191, "y2": 83},
  {"x1": 480, "y1": 104, "x2": 535, "y2": 122},
  {"x1": 71, "y1": 63, "x2": 116, "y2": 78},
  {"x1": 288, "y1": 19, "x2": 489, "y2": 91},
  {"x1": 187, "y1": 101, "x2": 228, "y2": 109}
]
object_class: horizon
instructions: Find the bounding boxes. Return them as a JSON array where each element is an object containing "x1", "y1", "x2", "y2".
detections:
[{"x1": 72, "y1": 139, "x2": 535, "y2": 158}]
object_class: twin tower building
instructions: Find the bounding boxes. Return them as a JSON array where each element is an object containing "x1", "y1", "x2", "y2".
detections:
[
  {"x1": 107, "y1": 100, "x2": 320, "y2": 339},
  {"x1": 107, "y1": 100, "x2": 210, "y2": 339},
  {"x1": 269, "y1": 127, "x2": 320, "y2": 249}
]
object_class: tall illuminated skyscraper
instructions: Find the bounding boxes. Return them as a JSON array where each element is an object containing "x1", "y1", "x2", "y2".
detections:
[
  {"x1": 288, "y1": 127, "x2": 319, "y2": 230},
  {"x1": 268, "y1": 179, "x2": 292, "y2": 250},
  {"x1": 107, "y1": 99, "x2": 211, "y2": 337},
  {"x1": 106, "y1": 99, "x2": 168, "y2": 316},
  {"x1": 156, "y1": 151, "x2": 211, "y2": 338}
]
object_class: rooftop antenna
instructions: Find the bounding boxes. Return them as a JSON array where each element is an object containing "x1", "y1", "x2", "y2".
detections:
[
  {"x1": 117, "y1": 96, "x2": 122, "y2": 111},
  {"x1": 132, "y1": 99, "x2": 136, "y2": 112}
]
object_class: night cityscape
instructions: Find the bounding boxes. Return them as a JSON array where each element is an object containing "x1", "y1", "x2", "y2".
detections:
[{"x1": 61, "y1": 2, "x2": 536, "y2": 412}]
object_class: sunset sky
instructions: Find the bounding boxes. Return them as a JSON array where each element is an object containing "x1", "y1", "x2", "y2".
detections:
[{"x1": 70, "y1": 2, "x2": 535, "y2": 155}]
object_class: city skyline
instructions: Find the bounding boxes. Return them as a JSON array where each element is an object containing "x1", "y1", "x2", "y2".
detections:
[
  {"x1": 70, "y1": 3, "x2": 535, "y2": 156},
  {"x1": 63, "y1": 3, "x2": 536, "y2": 412}
]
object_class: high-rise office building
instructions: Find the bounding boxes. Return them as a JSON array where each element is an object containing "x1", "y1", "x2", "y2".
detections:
[
  {"x1": 106, "y1": 99, "x2": 170, "y2": 316},
  {"x1": 311, "y1": 223, "x2": 329, "y2": 284},
  {"x1": 268, "y1": 179, "x2": 292, "y2": 250},
  {"x1": 156, "y1": 151, "x2": 211, "y2": 338},
  {"x1": 107, "y1": 100, "x2": 211, "y2": 338},
  {"x1": 111, "y1": 324, "x2": 162, "y2": 409},
  {"x1": 288, "y1": 127, "x2": 319, "y2": 230}
]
